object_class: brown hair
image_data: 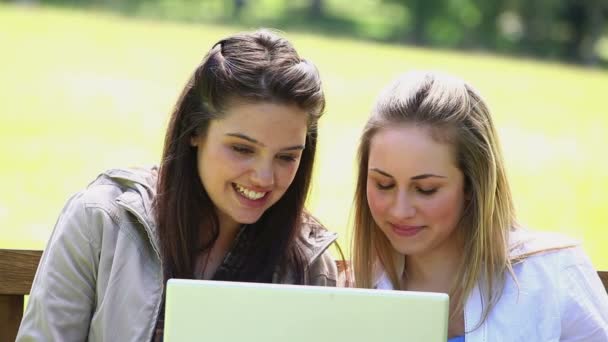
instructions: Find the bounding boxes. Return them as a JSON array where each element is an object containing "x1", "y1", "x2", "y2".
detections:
[
  {"x1": 352, "y1": 71, "x2": 516, "y2": 328},
  {"x1": 155, "y1": 29, "x2": 325, "y2": 284}
]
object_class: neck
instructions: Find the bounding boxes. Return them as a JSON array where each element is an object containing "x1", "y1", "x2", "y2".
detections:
[
  {"x1": 403, "y1": 235, "x2": 464, "y2": 293},
  {"x1": 215, "y1": 213, "x2": 242, "y2": 248},
  {"x1": 194, "y1": 213, "x2": 242, "y2": 279}
]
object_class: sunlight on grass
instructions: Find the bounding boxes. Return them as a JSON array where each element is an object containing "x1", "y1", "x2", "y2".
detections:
[{"x1": 1, "y1": 4, "x2": 607, "y2": 269}]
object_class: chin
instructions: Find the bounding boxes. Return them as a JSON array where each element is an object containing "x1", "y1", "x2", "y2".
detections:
[
  {"x1": 390, "y1": 241, "x2": 425, "y2": 256},
  {"x1": 234, "y1": 213, "x2": 265, "y2": 225}
]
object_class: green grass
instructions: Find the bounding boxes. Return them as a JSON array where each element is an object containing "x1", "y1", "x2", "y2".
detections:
[{"x1": 1, "y1": 4, "x2": 607, "y2": 269}]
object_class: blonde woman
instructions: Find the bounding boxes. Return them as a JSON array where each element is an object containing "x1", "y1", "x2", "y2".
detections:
[{"x1": 351, "y1": 71, "x2": 608, "y2": 341}]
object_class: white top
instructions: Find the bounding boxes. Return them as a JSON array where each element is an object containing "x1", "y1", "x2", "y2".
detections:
[{"x1": 375, "y1": 230, "x2": 608, "y2": 341}]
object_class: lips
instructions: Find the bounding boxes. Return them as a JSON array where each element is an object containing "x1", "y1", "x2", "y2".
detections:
[
  {"x1": 232, "y1": 183, "x2": 270, "y2": 208},
  {"x1": 233, "y1": 183, "x2": 267, "y2": 200},
  {"x1": 390, "y1": 223, "x2": 425, "y2": 237}
]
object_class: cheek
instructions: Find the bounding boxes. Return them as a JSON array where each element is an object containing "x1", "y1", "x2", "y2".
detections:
[
  {"x1": 366, "y1": 185, "x2": 390, "y2": 218},
  {"x1": 422, "y1": 191, "x2": 464, "y2": 226},
  {"x1": 275, "y1": 161, "x2": 300, "y2": 187},
  {"x1": 217, "y1": 147, "x2": 251, "y2": 171},
  {"x1": 200, "y1": 146, "x2": 248, "y2": 185},
  {"x1": 200, "y1": 143, "x2": 228, "y2": 168}
]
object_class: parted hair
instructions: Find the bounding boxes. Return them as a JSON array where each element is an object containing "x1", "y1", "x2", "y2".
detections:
[
  {"x1": 352, "y1": 70, "x2": 516, "y2": 327},
  {"x1": 156, "y1": 29, "x2": 326, "y2": 284}
]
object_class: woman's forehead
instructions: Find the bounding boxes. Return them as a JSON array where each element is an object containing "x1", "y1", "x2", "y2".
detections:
[
  {"x1": 368, "y1": 124, "x2": 459, "y2": 175},
  {"x1": 208, "y1": 102, "x2": 309, "y2": 146}
]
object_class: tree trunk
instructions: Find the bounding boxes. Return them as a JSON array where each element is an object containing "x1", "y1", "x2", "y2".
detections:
[
  {"x1": 579, "y1": 0, "x2": 604, "y2": 65},
  {"x1": 233, "y1": 0, "x2": 246, "y2": 18},
  {"x1": 310, "y1": 0, "x2": 324, "y2": 18}
]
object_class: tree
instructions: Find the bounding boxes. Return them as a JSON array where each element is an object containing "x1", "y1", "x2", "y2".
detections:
[
  {"x1": 309, "y1": 0, "x2": 324, "y2": 18},
  {"x1": 561, "y1": 0, "x2": 605, "y2": 64},
  {"x1": 233, "y1": 0, "x2": 246, "y2": 18}
]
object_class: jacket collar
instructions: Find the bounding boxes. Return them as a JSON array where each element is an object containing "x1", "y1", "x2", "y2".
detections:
[
  {"x1": 298, "y1": 213, "x2": 338, "y2": 265},
  {"x1": 102, "y1": 167, "x2": 160, "y2": 256}
]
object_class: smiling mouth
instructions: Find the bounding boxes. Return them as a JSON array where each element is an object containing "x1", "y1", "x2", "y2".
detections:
[
  {"x1": 390, "y1": 224, "x2": 425, "y2": 237},
  {"x1": 232, "y1": 183, "x2": 268, "y2": 200}
]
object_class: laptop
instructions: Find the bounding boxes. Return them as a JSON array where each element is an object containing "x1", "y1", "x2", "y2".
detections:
[{"x1": 164, "y1": 279, "x2": 449, "y2": 342}]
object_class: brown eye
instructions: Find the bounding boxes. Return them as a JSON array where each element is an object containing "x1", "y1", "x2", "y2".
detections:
[
  {"x1": 231, "y1": 145, "x2": 253, "y2": 155},
  {"x1": 277, "y1": 154, "x2": 297, "y2": 162},
  {"x1": 417, "y1": 187, "x2": 437, "y2": 195},
  {"x1": 376, "y1": 182, "x2": 394, "y2": 190}
]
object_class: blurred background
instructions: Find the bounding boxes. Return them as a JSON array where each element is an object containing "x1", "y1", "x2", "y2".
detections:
[{"x1": 1, "y1": 0, "x2": 607, "y2": 269}]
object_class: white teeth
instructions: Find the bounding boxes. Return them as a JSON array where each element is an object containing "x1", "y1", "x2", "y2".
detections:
[{"x1": 234, "y1": 184, "x2": 265, "y2": 200}]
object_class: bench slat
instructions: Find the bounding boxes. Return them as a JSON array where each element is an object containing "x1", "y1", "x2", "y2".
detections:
[
  {"x1": 0, "y1": 249, "x2": 43, "y2": 295},
  {"x1": 0, "y1": 251, "x2": 605, "y2": 342},
  {"x1": 599, "y1": 271, "x2": 608, "y2": 294},
  {"x1": 0, "y1": 251, "x2": 606, "y2": 294},
  {"x1": 0, "y1": 295, "x2": 24, "y2": 342}
]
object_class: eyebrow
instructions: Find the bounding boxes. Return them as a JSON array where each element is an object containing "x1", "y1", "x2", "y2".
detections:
[
  {"x1": 369, "y1": 168, "x2": 394, "y2": 178},
  {"x1": 226, "y1": 133, "x2": 305, "y2": 151},
  {"x1": 369, "y1": 168, "x2": 446, "y2": 180},
  {"x1": 411, "y1": 173, "x2": 446, "y2": 180}
]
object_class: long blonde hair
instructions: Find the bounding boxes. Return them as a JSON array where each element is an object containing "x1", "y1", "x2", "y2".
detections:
[{"x1": 352, "y1": 71, "x2": 516, "y2": 327}]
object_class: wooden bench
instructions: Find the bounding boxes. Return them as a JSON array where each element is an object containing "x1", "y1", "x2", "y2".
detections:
[
  {"x1": 1, "y1": 249, "x2": 607, "y2": 341},
  {"x1": 1, "y1": 249, "x2": 43, "y2": 342}
]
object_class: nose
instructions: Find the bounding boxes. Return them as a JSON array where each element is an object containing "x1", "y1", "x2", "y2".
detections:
[
  {"x1": 389, "y1": 191, "x2": 416, "y2": 220},
  {"x1": 250, "y1": 159, "x2": 274, "y2": 188}
]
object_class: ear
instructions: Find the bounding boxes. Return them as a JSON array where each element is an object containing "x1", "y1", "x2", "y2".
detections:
[
  {"x1": 464, "y1": 186, "x2": 473, "y2": 201},
  {"x1": 463, "y1": 178, "x2": 473, "y2": 201},
  {"x1": 190, "y1": 134, "x2": 199, "y2": 147}
]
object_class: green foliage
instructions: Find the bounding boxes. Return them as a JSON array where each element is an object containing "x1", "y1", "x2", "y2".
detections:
[
  {"x1": 22, "y1": 0, "x2": 608, "y2": 65},
  {"x1": 1, "y1": 4, "x2": 607, "y2": 270}
]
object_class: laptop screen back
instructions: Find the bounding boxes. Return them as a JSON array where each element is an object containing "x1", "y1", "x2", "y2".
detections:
[{"x1": 164, "y1": 279, "x2": 448, "y2": 342}]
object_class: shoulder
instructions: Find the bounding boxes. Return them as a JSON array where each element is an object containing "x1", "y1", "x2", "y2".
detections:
[
  {"x1": 298, "y1": 212, "x2": 338, "y2": 262},
  {"x1": 509, "y1": 228, "x2": 579, "y2": 261},
  {"x1": 472, "y1": 230, "x2": 607, "y2": 339},
  {"x1": 507, "y1": 230, "x2": 608, "y2": 338},
  {"x1": 506, "y1": 228, "x2": 589, "y2": 285},
  {"x1": 98, "y1": 166, "x2": 158, "y2": 192},
  {"x1": 55, "y1": 166, "x2": 158, "y2": 242},
  {"x1": 298, "y1": 212, "x2": 339, "y2": 285},
  {"x1": 75, "y1": 166, "x2": 157, "y2": 213},
  {"x1": 510, "y1": 230, "x2": 599, "y2": 296}
]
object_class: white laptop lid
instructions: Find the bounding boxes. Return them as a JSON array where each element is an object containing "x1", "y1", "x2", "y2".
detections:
[{"x1": 164, "y1": 279, "x2": 448, "y2": 342}]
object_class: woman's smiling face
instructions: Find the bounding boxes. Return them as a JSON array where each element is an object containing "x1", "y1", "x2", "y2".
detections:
[
  {"x1": 366, "y1": 123, "x2": 467, "y2": 258},
  {"x1": 191, "y1": 100, "x2": 309, "y2": 231}
]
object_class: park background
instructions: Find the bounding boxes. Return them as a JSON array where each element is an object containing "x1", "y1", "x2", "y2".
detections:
[{"x1": 1, "y1": 0, "x2": 607, "y2": 270}]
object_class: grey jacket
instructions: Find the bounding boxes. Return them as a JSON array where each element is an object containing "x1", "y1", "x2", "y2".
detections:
[{"x1": 17, "y1": 167, "x2": 338, "y2": 342}]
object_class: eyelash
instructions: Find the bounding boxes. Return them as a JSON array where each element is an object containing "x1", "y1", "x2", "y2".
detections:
[
  {"x1": 231, "y1": 145, "x2": 253, "y2": 155},
  {"x1": 376, "y1": 182, "x2": 394, "y2": 190},
  {"x1": 231, "y1": 145, "x2": 297, "y2": 162},
  {"x1": 417, "y1": 187, "x2": 437, "y2": 195},
  {"x1": 375, "y1": 182, "x2": 437, "y2": 195},
  {"x1": 278, "y1": 155, "x2": 297, "y2": 162}
]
